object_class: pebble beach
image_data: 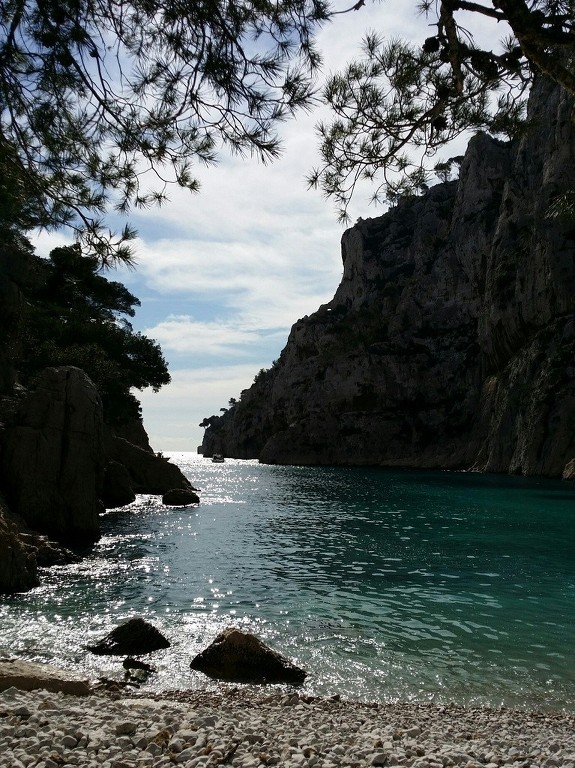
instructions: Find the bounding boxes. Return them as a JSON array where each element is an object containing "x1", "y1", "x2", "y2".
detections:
[{"x1": 1, "y1": 684, "x2": 574, "y2": 768}]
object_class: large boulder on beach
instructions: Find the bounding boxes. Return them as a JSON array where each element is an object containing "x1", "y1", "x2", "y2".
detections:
[
  {"x1": 0, "y1": 659, "x2": 91, "y2": 696},
  {"x1": 190, "y1": 627, "x2": 306, "y2": 684},
  {"x1": 87, "y1": 618, "x2": 170, "y2": 656},
  {"x1": 0, "y1": 366, "x2": 104, "y2": 545}
]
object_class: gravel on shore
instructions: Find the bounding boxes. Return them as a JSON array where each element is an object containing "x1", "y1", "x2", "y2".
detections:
[{"x1": 1, "y1": 685, "x2": 574, "y2": 768}]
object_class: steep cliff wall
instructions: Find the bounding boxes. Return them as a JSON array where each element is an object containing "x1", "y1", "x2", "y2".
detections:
[{"x1": 202, "y1": 77, "x2": 575, "y2": 478}]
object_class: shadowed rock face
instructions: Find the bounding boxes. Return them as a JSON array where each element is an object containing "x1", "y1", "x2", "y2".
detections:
[
  {"x1": 0, "y1": 366, "x2": 104, "y2": 544},
  {"x1": 104, "y1": 435, "x2": 194, "y2": 496},
  {"x1": 190, "y1": 627, "x2": 306, "y2": 684},
  {"x1": 202, "y1": 78, "x2": 575, "y2": 478},
  {"x1": 0, "y1": 362, "x2": 195, "y2": 590},
  {"x1": 0, "y1": 495, "x2": 38, "y2": 594}
]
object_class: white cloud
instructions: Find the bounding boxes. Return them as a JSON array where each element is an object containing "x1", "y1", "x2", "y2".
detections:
[
  {"x1": 118, "y1": 2, "x2": 442, "y2": 450},
  {"x1": 145, "y1": 315, "x2": 286, "y2": 358},
  {"x1": 137, "y1": 364, "x2": 265, "y2": 451}
]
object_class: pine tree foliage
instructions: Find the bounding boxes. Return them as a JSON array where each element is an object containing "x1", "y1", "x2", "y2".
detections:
[
  {"x1": 308, "y1": 0, "x2": 575, "y2": 220},
  {"x1": 0, "y1": 0, "x2": 329, "y2": 262},
  {"x1": 18, "y1": 243, "x2": 171, "y2": 424}
]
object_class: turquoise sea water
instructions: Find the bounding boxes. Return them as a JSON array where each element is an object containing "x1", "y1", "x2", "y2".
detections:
[{"x1": 1, "y1": 453, "x2": 574, "y2": 710}]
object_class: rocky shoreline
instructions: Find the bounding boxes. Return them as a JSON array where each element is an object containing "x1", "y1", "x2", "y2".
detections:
[{"x1": 1, "y1": 680, "x2": 575, "y2": 768}]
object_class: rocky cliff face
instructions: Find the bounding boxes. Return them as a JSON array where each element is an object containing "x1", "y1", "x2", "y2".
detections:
[
  {"x1": 0, "y1": 494, "x2": 38, "y2": 593},
  {"x1": 0, "y1": 364, "x2": 194, "y2": 591},
  {"x1": 1, "y1": 367, "x2": 104, "y2": 544},
  {"x1": 202, "y1": 77, "x2": 575, "y2": 478}
]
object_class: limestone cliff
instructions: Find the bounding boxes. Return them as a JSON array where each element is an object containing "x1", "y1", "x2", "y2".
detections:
[
  {"x1": 202, "y1": 77, "x2": 575, "y2": 478},
  {"x1": 0, "y1": 239, "x2": 193, "y2": 590}
]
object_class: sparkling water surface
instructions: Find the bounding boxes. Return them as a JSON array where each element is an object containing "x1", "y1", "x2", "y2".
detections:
[{"x1": 1, "y1": 453, "x2": 574, "y2": 710}]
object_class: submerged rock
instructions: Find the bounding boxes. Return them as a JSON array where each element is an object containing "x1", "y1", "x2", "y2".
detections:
[
  {"x1": 87, "y1": 618, "x2": 170, "y2": 656},
  {"x1": 122, "y1": 657, "x2": 156, "y2": 673},
  {"x1": 190, "y1": 627, "x2": 306, "y2": 684}
]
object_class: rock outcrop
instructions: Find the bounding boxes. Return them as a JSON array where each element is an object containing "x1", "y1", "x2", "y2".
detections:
[
  {"x1": 0, "y1": 495, "x2": 38, "y2": 594},
  {"x1": 0, "y1": 366, "x2": 104, "y2": 544},
  {"x1": 104, "y1": 435, "x2": 194, "y2": 496},
  {"x1": 101, "y1": 460, "x2": 137, "y2": 509},
  {"x1": 0, "y1": 365, "x2": 193, "y2": 590},
  {"x1": 190, "y1": 627, "x2": 307, "y2": 684},
  {"x1": 162, "y1": 488, "x2": 200, "y2": 506},
  {"x1": 202, "y1": 77, "x2": 575, "y2": 478},
  {"x1": 0, "y1": 492, "x2": 79, "y2": 593}
]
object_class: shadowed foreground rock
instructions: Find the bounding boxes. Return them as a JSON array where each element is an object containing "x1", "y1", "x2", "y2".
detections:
[
  {"x1": 190, "y1": 627, "x2": 306, "y2": 684},
  {"x1": 0, "y1": 659, "x2": 91, "y2": 696},
  {"x1": 87, "y1": 618, "x2": 170, "y2": 656},
  {"x1": 101, "y1": 460, "x2": 136, "y2": 509},
  {"x1": 0, "y1": 498, "x2": 38, "y2": 593},
  {"x1": 0, "y1": 367, "x2": 103, "y2": 544}
]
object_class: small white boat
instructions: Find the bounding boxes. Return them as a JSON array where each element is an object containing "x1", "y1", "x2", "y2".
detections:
[{"x1": 211, "y1": 454, "x2": 225, "y2": 463}]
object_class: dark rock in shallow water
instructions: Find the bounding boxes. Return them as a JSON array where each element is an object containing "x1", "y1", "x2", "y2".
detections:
[
  {"x1": 0, "y1": 492, "x2": 78, "y2": 593},
  {"x1": 88, "y1": 618, "x2": 170, "y2": 656},
  {"x1": 19, "y1": 532, "x2": 80, "y2": 567},
  {"x1": 190, "y1": 627, "x2": 306, "y2": 684},
  {"x1": 162, "y1": 488, "x2": 200, "y2": 506},
  {"x1": 122, "y1": 657, "x2": 156, "y2": 672}
]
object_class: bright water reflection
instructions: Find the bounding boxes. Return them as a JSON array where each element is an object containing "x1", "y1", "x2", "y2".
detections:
[{"x1": 1, "y1": 454, "x2": 574, "y2": 710}]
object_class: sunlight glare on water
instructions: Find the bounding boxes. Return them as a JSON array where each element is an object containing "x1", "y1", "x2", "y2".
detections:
[{"x1": 0, "y1": 453, "x2": 574, "y2": 710}]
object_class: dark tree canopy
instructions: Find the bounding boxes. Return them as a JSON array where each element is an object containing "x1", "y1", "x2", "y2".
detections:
[
  {"x1": 2, "y1": 1, "x2": 574, "y2": 253},
  {"x1": 17, "y1": 243, "x2": 170, "y2": 424},
  {"x1": 309, "y1": 0, "x2": 575, "y2": 220},
  {"x1": 0, "y1": 0, "x2": 329, "y2": 262}
]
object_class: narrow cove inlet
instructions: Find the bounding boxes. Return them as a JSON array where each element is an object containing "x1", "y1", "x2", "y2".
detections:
[{"x1": 1, "y1": 453, "x2": 573, "y2": 712}]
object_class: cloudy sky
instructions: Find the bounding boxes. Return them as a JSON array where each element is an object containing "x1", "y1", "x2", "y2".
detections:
[{"x1": 36, "y1": 1, "x2": 495, "y2": 451}]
